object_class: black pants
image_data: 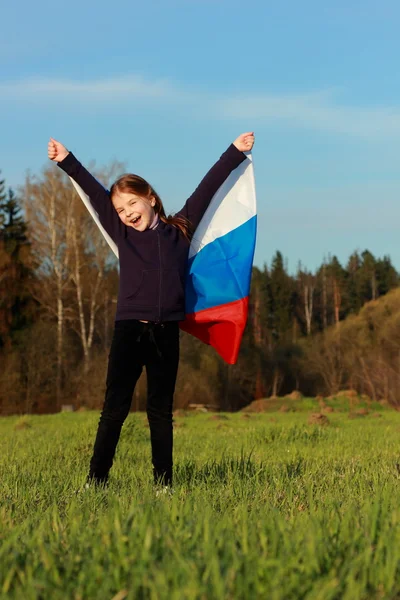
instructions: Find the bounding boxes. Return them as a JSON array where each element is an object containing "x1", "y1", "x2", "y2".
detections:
[{"x1": 88, "y1": 320, "x2": 179, "y2": 486}]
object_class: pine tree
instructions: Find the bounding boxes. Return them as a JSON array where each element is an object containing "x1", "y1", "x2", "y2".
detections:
[
  {"x1": 326, "y1": 255, "x2": 347, "y2": 325},
  {"x1": 346, "y1": 251, "x2": 364, "y2": 313},
  {"x1": 269, "y1": 251, "x2": 295, "y2": 340},
  {"x1": 1, "y1": 188, "x2": 27, "y2": 245},
  {"x1": 359, "y1": 250, "x2": 377, "y2": 302},
  {"x1": 375, "y1": 255, "x2": 398, "y2": 296},
  {"x1": 248, "y1": 266, "x2": 271, "y2": 398},
  {"x1": 0, "y1": 178, "x2": 33, "y2": 348}
]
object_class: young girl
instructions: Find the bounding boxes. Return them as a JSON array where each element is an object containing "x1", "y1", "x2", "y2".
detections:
[{"x1": 48, "y1": 132, "x2": 255, "y2": 489}]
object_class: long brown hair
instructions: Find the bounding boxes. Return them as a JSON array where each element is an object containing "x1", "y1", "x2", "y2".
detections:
[{"x1": 110, "y1": 174, "x2": 192, "y2": 240}]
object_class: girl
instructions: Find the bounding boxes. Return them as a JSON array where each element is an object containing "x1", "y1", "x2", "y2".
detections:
[{"x1": 48, "y1": 132, "x2": 255, "y2": 489}]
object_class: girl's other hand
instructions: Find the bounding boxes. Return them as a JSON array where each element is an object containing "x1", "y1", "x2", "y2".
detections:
[
  {"x1": 48, "y1": 138, "x2": 69, "y2": 162},
  {"x1": 233, "y1": 132, "x2": 255, "y2": 153}
]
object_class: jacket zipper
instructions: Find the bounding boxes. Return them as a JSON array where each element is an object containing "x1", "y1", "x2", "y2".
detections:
[{"x1": 156, "y1": 229, "x2": 162, "y2": 322}]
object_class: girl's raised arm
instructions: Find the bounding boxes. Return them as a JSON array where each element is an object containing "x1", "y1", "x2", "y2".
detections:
[
  {"x1": 48, "y1": 138, "x2": 122, "y2": 243},
  {"x1": 176, "y1": 133, "x2": 254, "y2": 231}
]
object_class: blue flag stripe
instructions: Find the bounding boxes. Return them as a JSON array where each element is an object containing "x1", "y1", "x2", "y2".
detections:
[{"x1": 185, "y1": 216, "x2": 257, "y2": 314}]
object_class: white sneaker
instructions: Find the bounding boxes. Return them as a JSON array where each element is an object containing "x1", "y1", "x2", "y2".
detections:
[
  {"x1": 74, "y1": 479, "x2": 108, "y2": 495},
  {"x1": 72, "y1": 482, "x2": 90, "y2": 496},
  {"x1": 155, "y1": 486, "x2": 174, "y2": 498}
]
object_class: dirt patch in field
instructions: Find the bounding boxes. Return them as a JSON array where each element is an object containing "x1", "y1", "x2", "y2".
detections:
[
  {"x1": 338, "y1": 389, "x2": 359, "y2": 398},
  {"x1": 308, "y1": 413, "x2": 330, "y2": 426},
  {"x1": 348, "y1": 408, "x2": 369, "y2": 419},
  {"x1": 242, "y1": 399, "x2": 269, "y2": 413},
  {"x1": 173, "y1": 409, "x2": 188, "y2": 417},
  {"x1": 327, "y1": 389, "x2": 363, "y2": 401},
  {"x1": 242, "y1": 397, "x2": 297, "y2": 413},
  {"x1": 359, "y1": 394, "x2": 372, "y2": 403},
  {"x1": 285, "y1": 391, "x2": 303, "y2": 400},
  {"x1": 209, "y1": 414, "x2": 230, "y2": 421}
]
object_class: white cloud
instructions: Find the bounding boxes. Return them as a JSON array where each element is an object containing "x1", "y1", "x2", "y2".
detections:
[
  {"x1": 2, "y1": 74, "x2": 400, "y2": 139},
  {"x1": 220, "y1": 92, "x2": 400, "y2": 139},
  {"x1": 0, "y1": 75, "x2": 177, "y2": 100}
]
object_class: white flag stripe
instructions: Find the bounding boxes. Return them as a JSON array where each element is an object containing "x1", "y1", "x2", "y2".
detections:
[
  {"x1": 69, "y1": 177, "x2": 119, "y2": 258},
  {"x1": 188, "y1": 153, "x2": 256, "y2": 260}
]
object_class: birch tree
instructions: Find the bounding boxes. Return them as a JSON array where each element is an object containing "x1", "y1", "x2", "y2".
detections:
[
  {"x1": 69, "y1": 199, "x2": 114, "y2": 375},
  {"x1": 67, "y1": 161, "x2": 121, "y2": 375},
  {"x1": 297, "y1": 267, "x2": 315, "y2": 336},
  {"x1": 24, "y1": 167, "x2": 74, "y2": 408}
]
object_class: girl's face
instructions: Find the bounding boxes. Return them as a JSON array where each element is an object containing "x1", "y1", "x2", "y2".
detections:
[{"x1": 112, "y1": 191, "x2": 156, "y2": 231}]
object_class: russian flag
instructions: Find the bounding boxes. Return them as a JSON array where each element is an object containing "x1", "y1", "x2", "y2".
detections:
[
  {"x1": 68, "y1": 152, "x2": 256, "y2": 365},
  {"x1": 180, "y1": 153, "x2": 257, "y2": 364}
]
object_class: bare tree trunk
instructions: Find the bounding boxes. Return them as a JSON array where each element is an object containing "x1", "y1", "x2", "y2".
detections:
[
  {"x1": 322, "y1": 263, "x2": 327, "y2": 329},
  {"x1": 56, "y1": 294, "x2": 63, "y2": 407},
  {"x1": 70, "y1": 209, "x2": 108, "y2": 376},
  {"x1": 72, "y1": 220, "x2": 89, "y2": 372},
  {"x1": 252, "y1": 284, "x2": 265, "y2": 399},
  {"x1": 255, "y1": 369, "x2": 264, "y2": 399},
  {"x1": 304, "y1": 283, "x2": 314, "y2": 335},
  {"x1": 272, "y1": 369, "x2": 282, "y2": 397},
  {"x1": 49, "y1": 184, "x2": 70, "y2": 409},
  {"x1": 253, "y1": 286, "x2": 262, "y2": 346},
  {"x1": 333, "y1": 279, "x2": 341, "y2": 326},
  {"x1": 88, "y1": 274, "x2": 101, "y2": 351}
]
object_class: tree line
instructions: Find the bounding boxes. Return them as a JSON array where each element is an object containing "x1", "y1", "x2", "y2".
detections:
[{"x1": 1, "y1": 163, "x2": 399, "y2": 414}]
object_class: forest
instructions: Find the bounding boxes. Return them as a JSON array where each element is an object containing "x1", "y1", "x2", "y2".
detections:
[{"x1": 1, "y1": 164, "x2": 399, "y2": 414}]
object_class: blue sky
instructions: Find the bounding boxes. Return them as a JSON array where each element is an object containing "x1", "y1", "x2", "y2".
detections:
[{"x1": 2, "y1": 0, "x2": 400, "y2": 271}]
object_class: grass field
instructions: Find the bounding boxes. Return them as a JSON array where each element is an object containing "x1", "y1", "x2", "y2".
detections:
[{"x1": 1, "y1": 399, "x2": 400, "y2": 599}]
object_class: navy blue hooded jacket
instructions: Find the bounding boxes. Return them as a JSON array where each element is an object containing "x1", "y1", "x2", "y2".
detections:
[{"x1": 58, "y1": 144, "x2": 246, "y2": 323}]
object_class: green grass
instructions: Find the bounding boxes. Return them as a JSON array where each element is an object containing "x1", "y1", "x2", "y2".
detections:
[{"x1": 1, "y1": 405, "x2": 400, "y2": 599}]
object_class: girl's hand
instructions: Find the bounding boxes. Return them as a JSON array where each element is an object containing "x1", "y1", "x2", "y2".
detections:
[
  {"x1": 48, "y1": 138, "x2": 69, "y2": 162},
  {"x1": 233, "y1": 132, "x2": 255, "y2": 152}
]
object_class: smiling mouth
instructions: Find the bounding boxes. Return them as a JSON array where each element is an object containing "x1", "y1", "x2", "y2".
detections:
[{"x1": 131, "y1": 215, "x2": 141, "y2": 225}]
